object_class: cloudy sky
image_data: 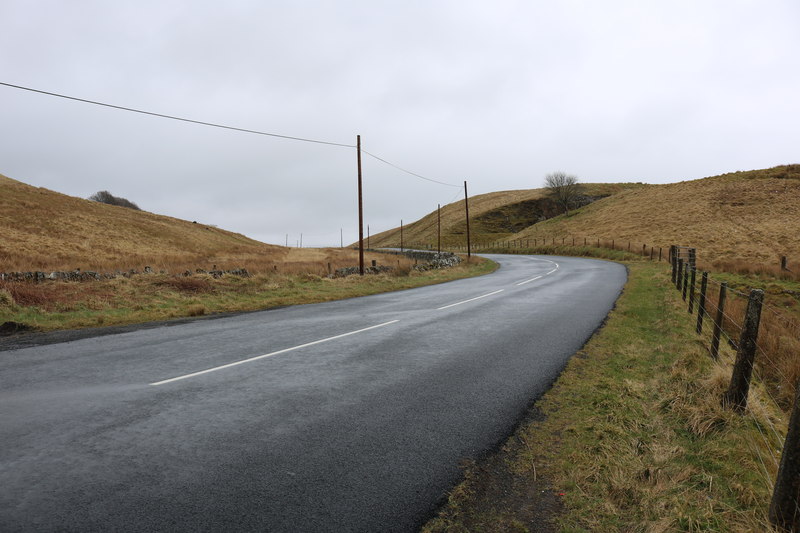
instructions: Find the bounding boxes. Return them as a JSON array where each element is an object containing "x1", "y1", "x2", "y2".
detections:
[{"x1": 1, "y1": 1, "x2": 798, "y2": 246}]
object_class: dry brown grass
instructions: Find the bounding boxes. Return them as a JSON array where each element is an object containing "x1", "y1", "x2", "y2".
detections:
[
  {"x1": 0, "y1": 172, "x2": 418, "y2": 276},
  {"x1": 515, "y1": 165, "x2": 800, "y2": 268},
  {"x1": 708, "y1": 286, "x2": 800, "y2": 411},
  {"x1": 368, "y1": 182, "x2": 643, "y2": 249},
  {"x1": 370, "y1": 164, "x2": 800, "y2": 272},
  {"x1": 0, "y1": 257, "x2": 495, "y2": 331},
  {"x1": 0, "y1": 173, "x2": 275, "y2": 271}
]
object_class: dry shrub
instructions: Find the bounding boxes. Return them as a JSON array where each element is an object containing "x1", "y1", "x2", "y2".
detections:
[
  {"x1": 670, "y1": 362, "x2": 738, "y2": 438},
  {"x1": 156, "y1": 276, "x2": 213, "y2": 293},
  {"x1": 187, "y1": 304, "x2": 206, "y2": 317},
  {"x1": 394, "y1": 265, "x2": 412, "y2": 277},
  {"x1": 752, "y1": 310, "x2": 800, "y2": 409},
  {"x1": 0, "y1": 281, "x2": 52, "y2": 307},
  {"x1": 711, "y1": 259, "x2": 800, "y2": 282},
  {"x1": 0, "y1": 287, "x2": 14, "y2": 308}
]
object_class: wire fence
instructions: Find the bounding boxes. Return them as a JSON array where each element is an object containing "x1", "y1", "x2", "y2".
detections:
[
  {"x1": 397, "y1": 235, "x2": 800, "y2": 529},
  {"x1": 396, "y1": 235, "x2": 667, "y2": 261},
  {"x1": 667, "y1": 246, "x2": 800, "y2": 531}
]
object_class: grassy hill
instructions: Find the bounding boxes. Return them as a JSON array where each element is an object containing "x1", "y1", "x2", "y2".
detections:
[
  {"x1": 0, "y1": 172, "x2": 282, "y2": 272},
  {"x1": 369, "y1": 183, "x2": 644, "y2": 249},
  {"x1": 372, "y1": 165, "x2": 800, "y2": 270},
  {"x1": 515, "y1": 165, "x2": 800, "y2": 268}
]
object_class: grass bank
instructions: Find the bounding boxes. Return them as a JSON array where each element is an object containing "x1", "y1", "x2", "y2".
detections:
[
  {"x1": 0, "y1": 256, "x2": 496, "y2": 332},
  {"x1": 425, "y1": 261, "x2": 785, "y2": 532}
]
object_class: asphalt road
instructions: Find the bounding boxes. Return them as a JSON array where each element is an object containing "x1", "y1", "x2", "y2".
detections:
[{"x1": 0, "y1": 254, "x2": 626, "y2": 532}]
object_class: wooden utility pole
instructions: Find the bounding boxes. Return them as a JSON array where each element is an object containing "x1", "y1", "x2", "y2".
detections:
[
  {"x1": 464, "y1": 181, "x2": 471, "y2": 258},
  {"x1": 357, "y1": 135, "x2": 364, "y2": 275},
  {"x1": 437, "y1": 204, "x2": 441, "y2": 254},
  {"x1": 400, "y1": 220, "x2": 404, "y2": 252}
]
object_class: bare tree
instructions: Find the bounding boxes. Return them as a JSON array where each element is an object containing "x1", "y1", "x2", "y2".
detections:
[
  {"x1": 544, "y1": 171, "x2": 581, "y2": 215},
  {"x1": 88, "y1": 190, "x2": 141, "y2": 210}
]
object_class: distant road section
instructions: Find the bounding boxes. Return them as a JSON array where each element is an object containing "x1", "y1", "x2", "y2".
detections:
[{"x1": 0, "y1": 255, "x2": 626, "y2": 532}]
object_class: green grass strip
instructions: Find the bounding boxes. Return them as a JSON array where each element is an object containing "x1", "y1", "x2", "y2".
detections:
[{"x1": 425, "y1": 262, "x2": 784, "y2": 532}]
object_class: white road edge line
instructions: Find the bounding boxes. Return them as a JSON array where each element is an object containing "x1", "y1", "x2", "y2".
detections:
[
  {"x1": 515, "y1": 260, "x2": 560, "y2": 286},
  {"x1": 436, "y1": 289, "x2": 504, "y2": 310},
  {"x1": 150, "y1": 320, "x2": 400, "y2": 386}
]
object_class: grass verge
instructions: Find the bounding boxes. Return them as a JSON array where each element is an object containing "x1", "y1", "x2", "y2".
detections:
[
  {"x1": 424, "y1": 261, "x2": 785, "y2": 532},
  {"x1": 0, "y1": 256, "x2": 496, "y2": 332}
]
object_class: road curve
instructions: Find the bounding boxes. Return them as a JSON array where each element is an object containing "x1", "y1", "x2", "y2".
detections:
[{"x1": 0, "y1": 254, "x2": 626, "y2": 532}]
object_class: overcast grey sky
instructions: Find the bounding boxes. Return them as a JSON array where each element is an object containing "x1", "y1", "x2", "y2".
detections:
[{"x1": 1, "y1": 1, "x2": 798, "y2": 246}]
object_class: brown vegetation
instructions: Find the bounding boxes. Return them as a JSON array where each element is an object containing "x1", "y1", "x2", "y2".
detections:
[
  {"x1": 516, "y1": 164, "x2": 800, "y2": 268},
  {"x1": 0, "y1": 172, "x2": 418, "y2": 277},
  {"x1": 367, "y1": 182, "x2": 644, "y2": 248},
  {"x1": 0, "y1": 172, "x2": 278, "y2": 272}
]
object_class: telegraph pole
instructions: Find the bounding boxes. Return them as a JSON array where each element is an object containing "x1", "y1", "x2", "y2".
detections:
[
  {"x1": 400, "y1": 220, "x2": 404, "y2": 252},
  {"x1": 464, "y1": 180, "x2": 471, "y2": 258},
  {"x1": 437, "y1": 204, "x2": 441, "y2": 253},
  {"x1": 357, "y1": 135, "x2": 364, "y2": 275},
  {"x1": 340, "y1": 228, "x2": 343, "y2": 248}
]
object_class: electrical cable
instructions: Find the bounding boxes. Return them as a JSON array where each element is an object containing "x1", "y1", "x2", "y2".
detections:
[
  {"x1": 2, "y1": 81, "x2": 468, "y2": 190},
  {"x1": 361, "y1": 149, "x2": 461, "y2": 188},
  {"x1": 0, "y1": 81, "x2": 356, "y2": 148}
]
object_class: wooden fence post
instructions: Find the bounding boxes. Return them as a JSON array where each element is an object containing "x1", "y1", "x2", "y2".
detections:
[
  {"x1": 671, "y1": 247, "x2": 678, "y2": 283},
  {"x1": 677, "y1": 259, "x2": 684, "y2": 290},
  {"x1": 782, "y1": 256, "x2": 788, "y2": 271},
  {"x1": 612, "y1": 239, "x2": 615, "y2": 249},
  {"x1": 770, "y1": 380, "x2": 800, "y2": 531},
  {"x1": 682, "y1": 263, "x2": 690, "y2": 301},
  {"x1": 642, "y1": 244, "x2": 647, "y2": 256},
  {"x1": 696, "y1": 271, "x2": 708, "y2": 333},
  {"x1": 688, "y1": 266, "x2": 697, "y2": 313},
  {"x1": 650, "y1": 247, "x2": 654, "y2": 260},
  {"x1": 572, "y1": 236, "x2": 575, "y2": 246},
  {"x1": 723, "y1": 289, "x2": 764, "y2": 411},
  {"x1": 659, "y1": 247, "x2": 662, "y2": 262},
  {"x1": 710, "y1": 282, "x2": 727, "y2": 360},
  {"x1": 689, "y1": 248, "x2": 696, "y2": 269},
  {"x1": 584, "y1": 237, "x2": 587, "y2": 246},
  {"x1": 628, "y1": 241, "x2": 631, "y2": 252}
]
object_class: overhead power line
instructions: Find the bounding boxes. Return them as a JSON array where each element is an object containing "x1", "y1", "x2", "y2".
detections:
[
  {"x1": 0, "y1": 81, "x2": 355, "y2": 148},
  {"x1": 0, "y1": 80, "x2": 461, "y2": 188},
  {"x1": 361, "y1": 149, "x2": 461, "y2": 188}
]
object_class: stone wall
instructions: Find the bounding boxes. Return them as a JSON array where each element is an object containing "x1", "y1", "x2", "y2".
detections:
[
  {"x1": 0, "y1": 267, "x2": 250, "y2": 283},
  {"x1": 334, "y1": 251, "x2": 461, "y2": 277}
]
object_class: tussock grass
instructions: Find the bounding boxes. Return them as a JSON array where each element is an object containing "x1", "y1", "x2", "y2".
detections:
[
  {"x1": 0, "y1": 256, "x2": 495, "y2": 332},
  {"x1": 368, "y1": 183, "x2": 643, "y2": 250},
  {"x1": 513, "y1": 165, "x2": 800, "y2": 269},
  {"x1": 425, "y1": 263, "x2": 785, "y2": 532},
  {"x1": 373, "y1": 164, "x2": 800, "y2": 275}
]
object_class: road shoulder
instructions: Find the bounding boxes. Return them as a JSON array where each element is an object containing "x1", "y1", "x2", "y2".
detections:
[{"x1": 423, "y1": 261, "x2": 781, "y2": 531}]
